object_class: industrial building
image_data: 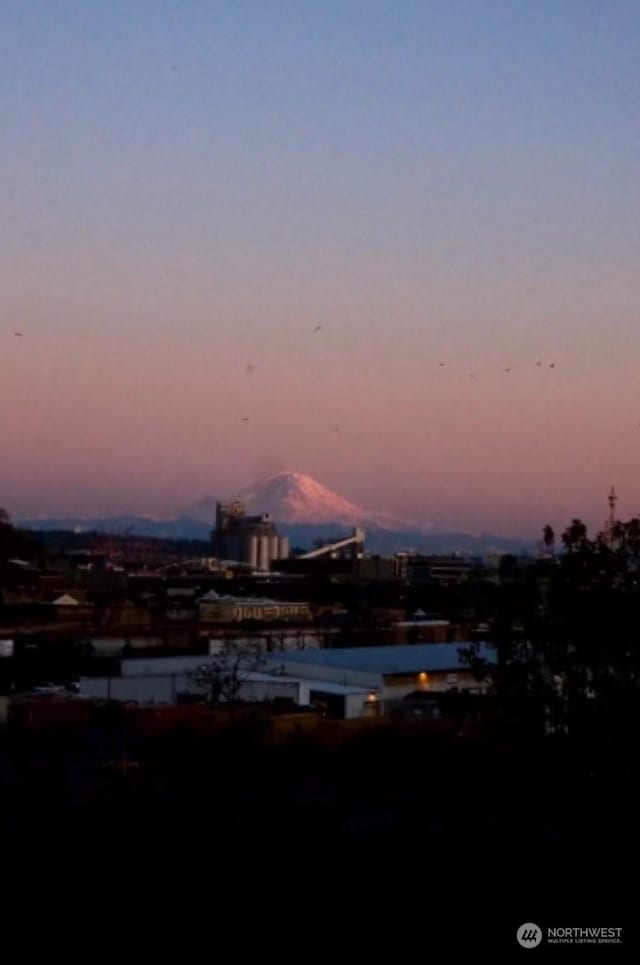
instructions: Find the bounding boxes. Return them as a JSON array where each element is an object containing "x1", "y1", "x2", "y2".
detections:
[
  {"x1": 74, "y1": 642, "x2": 495, "y2": 719},
  {"x1": 198, "y1": 590, "x2": 312, "y2": 624},
  {"x1": 262, "y1": 642, "x2": 496, "y2": 714},
  {"x1": 76, "y1": 653, "x2": 374, "y2": 718},
  {"x1": 212, "y1": 500, "x2": 289, "y2": 571}
]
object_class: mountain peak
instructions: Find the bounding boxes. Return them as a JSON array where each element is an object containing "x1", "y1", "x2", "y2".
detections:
[
  {"x1": 239, "y1": 471, "x2": 371, "y2": 525},
  {"x1": 186, "y1": 471, "x2": 429, "y2": 530}
]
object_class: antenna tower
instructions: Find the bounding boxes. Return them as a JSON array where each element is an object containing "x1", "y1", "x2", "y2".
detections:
[{"x1": 607, "y1": 485, "x2": 618, "y2": 546}]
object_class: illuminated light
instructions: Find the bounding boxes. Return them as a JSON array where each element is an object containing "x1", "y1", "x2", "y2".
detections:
[
  {"x1": 366, "y1": 692, "x2": 378, "y2": 702},
  {"x1": 418, "y1": 672, "x2": 428, "y2": 684}
]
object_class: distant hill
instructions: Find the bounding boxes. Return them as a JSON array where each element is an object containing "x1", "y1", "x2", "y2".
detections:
[
  {"x1": 18, "y1": 516, "x2": 532, "y2": 558},
  {"x1": 18, "y1": 514, "x2": 211, "y2": 542},
  {"x1": 28, "y1": 527, "x2": 213, "y2": 557},
  {"x1": 18, "y1": 470, "x2": 534, "y2": 557},
  {"x1": 280, "y1": 523, "x2": 532, "y2": 557}
]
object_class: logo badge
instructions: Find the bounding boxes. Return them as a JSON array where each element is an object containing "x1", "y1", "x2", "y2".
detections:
[{"x1": 517, "y1": 923, "x2": 543, "y2": 948}]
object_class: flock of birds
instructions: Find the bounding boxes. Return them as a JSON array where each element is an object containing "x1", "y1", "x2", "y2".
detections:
[
  {"x1": 9, "y1": 325, "x2": 559, "y2": 435},
  {"x1": 234, "y1": 324, "x2": 558, "y2": 425},
  {"x1": 438, "y1": 359, "x2": 556, "y2": 378}
]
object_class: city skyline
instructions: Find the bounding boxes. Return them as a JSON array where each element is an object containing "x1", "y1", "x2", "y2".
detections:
[{"x1": 2, "y1": 1, "x2": 639, "y2": 536}]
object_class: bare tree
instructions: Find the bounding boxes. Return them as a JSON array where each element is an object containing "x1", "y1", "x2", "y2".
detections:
[{"x1": 187, "y1": 638, "x2": 267, "y2": 707}]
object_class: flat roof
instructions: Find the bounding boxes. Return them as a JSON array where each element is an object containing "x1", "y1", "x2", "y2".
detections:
[
  {"x1": 394, "y1": 620, "x2": 450, "y2": 628},
  {"x1": 113, "y1": 662, "x2": 370, "y2": 696},
  {"x1": 246, "y1": 672, "x2": 369, "y2": 696},
  {"x1": 305, "y1": 680, "x2": 371, "y2": 696},
  {"x1": 199, "y1": 594, "x2": 306, "y2": 606},
  {"x1": 264, "y1": 642, "x2": 496, "y2": 676}
]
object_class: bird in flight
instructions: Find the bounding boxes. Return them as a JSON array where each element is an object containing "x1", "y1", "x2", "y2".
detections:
[
  {"x1": 14, "y1": 332, "x2": 23, "y2": 337},
  {"x1": 439, "y1": 362, "x2": 445, "y2": 367},
  {"x1": 244, "y1": 363, "x2": 254, "y2": 374},
  {"x1": 468, "y1": 373, "x2": 476, "y2": 379},
  {"x1": 504, "y1": 368, "x2": 511, "y2": 373},
  {"x1": 314, "y1": 325, "x2": 323, "y2": 333},
  {"x1": 332, "y1": 426, "x2": 341, "y2": 434},
  {"x1": 549, "y1": 363, "x2": 555, "y2": 368},
  {"x1": 241, "y1": 417, "x2": 249, "y2": 422},
  {"x1": 536, "y1": 361, "x2": 542, "y2": 366}
]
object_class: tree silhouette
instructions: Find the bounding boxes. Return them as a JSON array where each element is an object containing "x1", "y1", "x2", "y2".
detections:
[
  {"x1": 561, "y1": 518, "x2": 590, "y2": 554},
  {"x1": 460, "y1": 514, "x2": 640, "y2": 745},
  {"x1": 187, "y1": 639, "x2": 267, "y2": 707},
  {"x1": 0, "y1": 512, "x2": 40, "y2": 561}
]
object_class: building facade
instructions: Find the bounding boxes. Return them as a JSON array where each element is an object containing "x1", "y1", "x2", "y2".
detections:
[
  {"x1": 198, "y1": 590, "x2": 311, "y2": 624},
  {"x1": 212, "y1": 501, "x2": 289, "y2": 570}
]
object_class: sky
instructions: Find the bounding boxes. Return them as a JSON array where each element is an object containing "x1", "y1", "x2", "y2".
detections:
[{"x1": 1, "y1": 0, "x2": 639, "y2": 536}]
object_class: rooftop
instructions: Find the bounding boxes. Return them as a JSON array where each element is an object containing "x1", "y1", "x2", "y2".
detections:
[
  {"x1": 198, "y1": 590, "x2": 305, "y2": 606},
  {"x1": 394, "y1": 619, "x2": 450, "y2": 628},
  {"x1": 263, "y1": 642, "x2": 496, "y2": 676}
]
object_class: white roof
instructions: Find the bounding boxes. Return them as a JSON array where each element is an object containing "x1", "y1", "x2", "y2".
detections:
[
  {"x1": 264, "y1": 642, "x2": 496, "y2": 677},
  {"x1": 53, "y1": 593, "x2": 80, "y2": 606},
  {"x1": 198, "y1": 591, "x2": 303, "y2": 606},
  {"x1": 117, "y1": 659, "x2": 371, "y2": 696},
  {"x1": 304, "y1": 679, "x2": 372, "y2": 696},
  {"x1": 395, "y1": 619, "x2": 450, "y2": 628}
]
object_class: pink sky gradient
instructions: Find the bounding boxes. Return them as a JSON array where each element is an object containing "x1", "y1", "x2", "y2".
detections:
[
  {"x1": 4, "y1": 301, "x2": 640, "y2": 536},
  {"x1": 2, "y1": 2, "x2": 639, "y2": 537}
]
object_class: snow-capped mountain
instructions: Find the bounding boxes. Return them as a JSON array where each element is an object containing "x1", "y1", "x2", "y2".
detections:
[
  {"x1": 190, "y1": 471, "x2": 424, "y2": 530},
  {"x1": 17, "y1": 471, "x2": 535, "y2": 555},
  {"x1": 242, "y1": 471, "x2": 378, "y2": 525}
]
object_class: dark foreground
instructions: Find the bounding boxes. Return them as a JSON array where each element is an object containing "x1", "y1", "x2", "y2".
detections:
[{"x1": 0, "y1": 717, "x2": 637, "y2": 952}]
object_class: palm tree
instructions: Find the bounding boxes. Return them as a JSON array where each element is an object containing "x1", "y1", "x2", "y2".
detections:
[{"x1": 561, "y1": 519, "x2": 589, "y2": 554}]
